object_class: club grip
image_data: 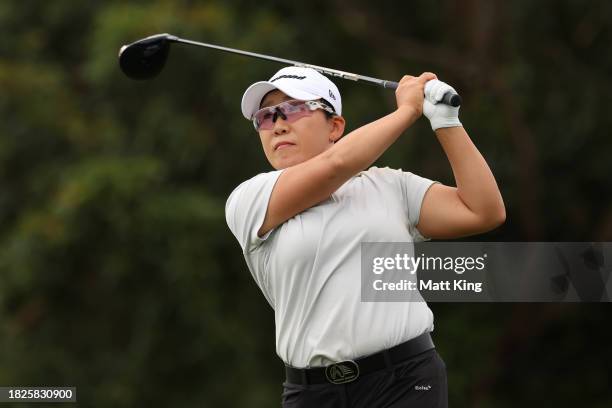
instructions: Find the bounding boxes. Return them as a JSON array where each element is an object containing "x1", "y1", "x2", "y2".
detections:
[{"x1": 385, "y1": 80, "x2": 462, "y2": 107}]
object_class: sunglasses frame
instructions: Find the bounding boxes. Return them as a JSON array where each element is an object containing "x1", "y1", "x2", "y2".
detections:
[{"x1": 252, "y1": 99, "x2": 336, "y2": 131}]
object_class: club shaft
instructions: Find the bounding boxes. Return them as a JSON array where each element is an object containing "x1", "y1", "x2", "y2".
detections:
[
  {"x1": 168, "y1": 35, "x2": 460, "y2": 106},
  {"x1": 173, "y1": 37, "x2": 397, "y2": 89}
]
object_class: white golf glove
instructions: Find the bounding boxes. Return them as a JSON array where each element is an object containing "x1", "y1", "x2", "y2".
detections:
[{"x1": 423, "y1": 79, "x2": 462, "y2": 131}]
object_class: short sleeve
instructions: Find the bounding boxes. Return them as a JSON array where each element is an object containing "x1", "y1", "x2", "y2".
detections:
[
  {"x1": 395, "y1": 169, "x2": 438, "y2": 242},
  {"x1": 225, "y1": 170, "x2": 283, "y2": 252}
]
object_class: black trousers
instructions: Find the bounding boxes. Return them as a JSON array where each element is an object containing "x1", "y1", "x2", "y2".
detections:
[{"x1": 281, "y1": 349, "x2": 448, "y2": 408}]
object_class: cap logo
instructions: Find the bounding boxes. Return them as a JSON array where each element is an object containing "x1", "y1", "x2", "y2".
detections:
[
  {"x1": 328, "y1": 89, "x2": 336, "y2": 100},
  {"x1": 270, "y1": 74, "x2": 306, "y2": 82}
]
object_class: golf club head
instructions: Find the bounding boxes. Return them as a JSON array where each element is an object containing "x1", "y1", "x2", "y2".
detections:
[{"x1": 118, "y1": 33, "x2": 178, "y2": 80}]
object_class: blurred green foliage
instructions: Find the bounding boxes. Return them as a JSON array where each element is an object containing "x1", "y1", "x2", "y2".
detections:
[{"x1": 1, "y1": 0, "x2": 611, "y2": 406}]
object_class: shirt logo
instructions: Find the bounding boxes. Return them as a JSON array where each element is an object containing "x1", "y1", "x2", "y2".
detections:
[
  {"x1": 270, "y1": 75, "x2": 306, "y2": 82},
  {"x1": 325, "y1": 360, "x2": 360, "y2": 384},
  {"x1": 415, "y1": 385, "x2": 432, "y2": 391}
]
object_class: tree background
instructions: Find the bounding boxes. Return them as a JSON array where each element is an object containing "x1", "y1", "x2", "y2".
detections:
[{"x1": 1, "y1": 0, "x2": 611, "y2": 406}]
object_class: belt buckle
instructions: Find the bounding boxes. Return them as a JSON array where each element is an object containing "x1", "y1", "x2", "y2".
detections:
[{"x1": 325, "y1": 360, "x2": 360, "y2": 384}]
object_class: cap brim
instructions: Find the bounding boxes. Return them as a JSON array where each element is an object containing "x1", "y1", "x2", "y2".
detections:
[{"x1": 241, "y1": 81, "x2": 321, "y2": 119}]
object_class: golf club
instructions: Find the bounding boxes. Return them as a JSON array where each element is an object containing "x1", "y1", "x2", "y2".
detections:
[{"x1": 118, "y1": 33, "x2": 462, "y2": 107}]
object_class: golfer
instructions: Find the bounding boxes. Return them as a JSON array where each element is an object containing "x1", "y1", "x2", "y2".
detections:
[{"x1": 226, "y1": 66, "x2": 505, "y2": 407}]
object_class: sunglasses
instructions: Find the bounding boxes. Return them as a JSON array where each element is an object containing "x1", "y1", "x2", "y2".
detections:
[{"x1": 252, "y1": 99, "x2": 335, "y2": 131}]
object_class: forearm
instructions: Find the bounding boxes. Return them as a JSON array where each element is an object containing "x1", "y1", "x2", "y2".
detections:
[
  {"x1": 435, "y1": 126, "x2": 505, "y2": 218},
  {"x1": 324, "y1": 106, "x2": 419, "y2": 178}
]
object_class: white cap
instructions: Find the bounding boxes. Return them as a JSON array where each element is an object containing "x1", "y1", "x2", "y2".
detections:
[{"x1": 241, "y1": 66, "x2": 342, "y2": 119}]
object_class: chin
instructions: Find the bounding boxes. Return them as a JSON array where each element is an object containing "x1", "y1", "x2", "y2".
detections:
[
  {"x1": 273, "y1": 155, "x2": 302, "y2": 170},
  {"x1": 274, "y1": 160, "x2": 293, "y2": 170}
]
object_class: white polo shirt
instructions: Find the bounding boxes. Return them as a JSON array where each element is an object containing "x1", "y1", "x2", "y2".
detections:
[{"x1": 225, "y1": 166, "x2": 437, "y2": 368}]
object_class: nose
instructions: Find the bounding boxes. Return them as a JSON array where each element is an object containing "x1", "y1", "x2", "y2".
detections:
[{"x1": 273, "y1": 116, "x2": 289, "y2": 135}]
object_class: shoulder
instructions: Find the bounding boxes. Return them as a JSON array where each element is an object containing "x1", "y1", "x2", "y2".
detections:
[
  {"x1": 225, "y1": 169, "x2": 284, "y2": 251},
  {"x1": 230, "y1": 170, "x2": 283, "y2": 192},
  {"x1": 226, "y1": 170, "x2": 283, "y2": 205},
  {"x1": 359, "y1": 166, "x2": 437, "y2": 206},
  {"x1": 363, "y1": 166, "x2": 431, "y2": 185},
  {"x1": 360, "y1": 166, "x2": 409, "y2": 183}
]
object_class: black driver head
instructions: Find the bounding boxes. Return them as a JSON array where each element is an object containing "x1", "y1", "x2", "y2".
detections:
[{"x1": 119, "y1": 34, "x2": 177, "y2": 80}]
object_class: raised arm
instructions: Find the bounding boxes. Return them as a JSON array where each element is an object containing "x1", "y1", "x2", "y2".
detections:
[
  {"x1": 416, "y1": 80, "x2": 506, "y2": 239},
  {"x1": 258, "y1": 73, "x2": 437, "y2": 236}
]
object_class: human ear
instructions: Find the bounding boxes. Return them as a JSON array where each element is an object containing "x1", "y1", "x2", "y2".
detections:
[{"x1": 328, "y1": 115, "x2": 346, "y2": 143}]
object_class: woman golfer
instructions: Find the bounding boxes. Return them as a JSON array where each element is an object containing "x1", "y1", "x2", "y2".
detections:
[{"x1": 226, "y1": 66, "x2": 505, "y2": 407}]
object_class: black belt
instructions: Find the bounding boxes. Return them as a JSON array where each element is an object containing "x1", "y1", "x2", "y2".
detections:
[{"x1": 284, "y1": 332, "x2": 434, "y2": 385}]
